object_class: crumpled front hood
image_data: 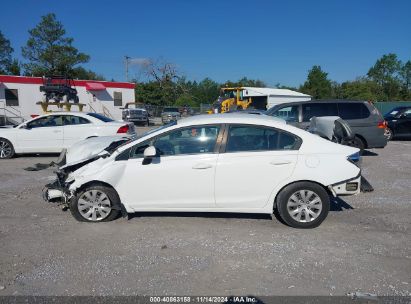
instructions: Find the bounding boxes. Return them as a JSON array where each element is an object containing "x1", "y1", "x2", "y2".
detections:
[
  {"x1": 64, "y1": 136, "x2": 130, "y2": 165},
  {"x1": 64, "y1": 154, "x2": 114, "y2": 183},
  {"x1": 60, "y1": 150, "x2": 109, "y2": 171}
]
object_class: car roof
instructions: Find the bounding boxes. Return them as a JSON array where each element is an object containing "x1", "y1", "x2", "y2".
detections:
[
  {"x1": 270, "y1": 100, "x2": 368, "y2": 107},
  {"x1": 176, "y1": 113, "x2": 286, "y2": 127},
  {"x1": 39, "y1": 111, "x2": 91, "y2": 116},
  {"x1": 388, "y1": 106, "x2": 410, "y2": 111}
]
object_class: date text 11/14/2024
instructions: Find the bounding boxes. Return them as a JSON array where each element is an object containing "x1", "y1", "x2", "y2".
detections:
[{"x1": 150, "y1": 296, "x2": 258, "y2": 303}]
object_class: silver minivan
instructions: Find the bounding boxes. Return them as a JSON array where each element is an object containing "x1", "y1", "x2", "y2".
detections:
[{"x1": 266, "y1": 100, "x2": 387, "y2": 151}]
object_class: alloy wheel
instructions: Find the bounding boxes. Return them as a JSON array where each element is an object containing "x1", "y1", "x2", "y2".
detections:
[
  {"x1": 286, "y1": 190, "x2": 323, "y2": 223},
  {"x1": 0, "y1": 140, "x2": 12, "y2": 159},
  {"x1": 78, "y1": 190, "x2": 112, "y2": 221}
]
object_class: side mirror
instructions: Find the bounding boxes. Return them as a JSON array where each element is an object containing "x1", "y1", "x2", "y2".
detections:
[{"x1": 143, "y1": 146, "x2": 157, "y2": 158}]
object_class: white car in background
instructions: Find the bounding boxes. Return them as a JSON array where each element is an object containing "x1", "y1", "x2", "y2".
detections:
[
  {"x1": 45, "y1": 114, "x2": 361, "y2": 228},
  {"x1": 0, "y1": 112, "x2": 135, "y2": 159}
]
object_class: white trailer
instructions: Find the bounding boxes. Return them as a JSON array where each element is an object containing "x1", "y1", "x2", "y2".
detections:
[
  {"x1": 0, "y1": 75, "x2": 135, "y2": 125},
  {"x1": 242, "y1": 87, "x2": 311, "y2": 109}
]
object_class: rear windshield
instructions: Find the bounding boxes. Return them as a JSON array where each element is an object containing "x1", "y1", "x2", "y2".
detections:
[{"x1": 87, "y1": 113, "x2": 114, "y2": 122}]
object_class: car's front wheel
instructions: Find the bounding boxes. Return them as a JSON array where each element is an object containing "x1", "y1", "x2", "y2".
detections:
[
  {"x1": 0, "y1": 138, "x2": 15, "y2": 159},
  {"x1": 276, "y1": 182, "x2": 330, "y2": 229},
  {"x1": 70, "y1": 185, "x2": 121, "y2": 222}
]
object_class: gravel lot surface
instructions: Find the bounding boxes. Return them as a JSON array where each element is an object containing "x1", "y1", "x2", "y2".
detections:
[{"x1": 0, "y1": 134, "x2": 410, "y2": 296}]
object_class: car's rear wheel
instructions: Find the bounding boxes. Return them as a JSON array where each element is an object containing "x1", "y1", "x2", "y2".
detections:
[
  {"x1": 0, "y1": 138, "x2": 15, "y2": 159},
  {"x1": 276, "y1": 182, "x2": 330, "y2": 229},
  {"x1": 70, "y1": 185, "x2": 121, "y2": 222},
  {"x1": 385, "y1": 128, "x2": 393, "y2": 141}
]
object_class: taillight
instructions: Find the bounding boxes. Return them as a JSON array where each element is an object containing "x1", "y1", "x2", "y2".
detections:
[
  {"x1": 377, "y1": 121, "x2": 387, "y2": 129},
  {"x1": 117, "y1": 125, "x2": 129, "y2": 134}
]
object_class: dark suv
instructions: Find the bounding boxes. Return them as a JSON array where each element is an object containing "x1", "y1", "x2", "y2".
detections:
[{"x1": 266, "y1": 100, "x2": 387, "y2": 151}]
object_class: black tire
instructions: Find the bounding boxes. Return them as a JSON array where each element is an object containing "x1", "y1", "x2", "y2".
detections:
[
  {"x1": 0, "y1": 138, "x2": 15, "y2": 159},
  {"x1": 352, "y1": 136, "x2": 365, "y2": 155},
  {"x1": 276, "y1": 182, "x2": 330, "y2": 229},
  {"x1": 145, "y1": 119, "x2": 150, "y2": 126},
  {"x1": 69, "y1": 185, "x2": 121, "y2": 222},
  {"x1": 385, "y1": 128, "x2": 393, "y2": 141}
]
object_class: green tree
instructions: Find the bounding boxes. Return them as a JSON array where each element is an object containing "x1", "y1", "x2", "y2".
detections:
[
  {"x1": 194, "y1": 78, "x2": 220, "y2": 104},
  {"x1": 223, "y1": 77, "x2": 266, "y2": 88},
  {"x1": 7, "y1": 59, "x2": 20, "y2": 75},
  {"x1": 274, "y1": 83, "x2": 298, "y2": 91},
  {"x1": 399, "y1": 60, "x2": 411, "y2": 100},
  {"x1": 22, "y1": 13, "x2": 90, "y2": 76},
  {"x1": 71, "y1": 66, "x2": 105, "y2": 80},
  {"x1": 0, "y1": 30, "x2": 13, "y2": 74},
  {"x1": 175, "y1": 94, "x2": 196, "y2": 107},
  {"x1": 0, "y1": 31, "x2": 20, "y2": 75},
  {"x1": 367, "y1": 53, "x2": 401, "y2": 86},
  {"x1": 340, "y1": 78, "x2": 380, "y2": 101},
  {"x1": 367, "y1": 53, "x2": 402, "y2": 100},
  {"x1": 300, "y1": 65, "x2": 332, "y2": 99}
]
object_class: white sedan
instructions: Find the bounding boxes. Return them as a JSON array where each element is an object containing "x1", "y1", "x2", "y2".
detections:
[
  {"x1": 0, "y1": 112, "x2": 135, "y2": 159},
  {"x1": 45, "y1": 114, "x2": 361, "y2": 228}
]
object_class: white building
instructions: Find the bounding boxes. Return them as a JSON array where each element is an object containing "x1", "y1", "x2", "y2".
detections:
[
  {"x1": 242, "y1": 87, "x2": 311, "y2": 109},
  {"x1": 0, "y1": 75, "x2": 135, "y2": 124}
]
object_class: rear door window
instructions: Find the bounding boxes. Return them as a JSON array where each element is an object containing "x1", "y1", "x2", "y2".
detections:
[
  {"x1": 302, "y1": 103, "x2": 338, "y2": 122},
  {"x1": 226, "y1": 125, "x2": 301, "y2": 152},
  {"x1": 63, "y1": 115, "x2": 91, "y2": 125},
  {"x1": 338, "y1": 103, "x2": 370, "y2": 119}
]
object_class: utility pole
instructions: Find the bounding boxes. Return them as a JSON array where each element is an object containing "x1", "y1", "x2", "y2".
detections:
[{"x1": 124, "y1": 56, "x2": 130, "y2": 82}]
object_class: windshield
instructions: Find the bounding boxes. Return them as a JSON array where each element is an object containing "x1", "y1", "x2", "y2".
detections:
[
  {"x1": 140, "y1": 121, "x2": 177, "y2": 138},
  {"x1": 384, "y1": 107, "x2": 405, "y2": 118},
  {"x1": 163, "y1": 107, "x2": 179, "y2": 112},
  {"x1": 87, "y1": 113, "x2": 114, "y2": 122}
]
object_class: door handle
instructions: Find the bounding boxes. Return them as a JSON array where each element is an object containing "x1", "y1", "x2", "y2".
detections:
[
  {"x1": 270, "y1": 160, "x2": 292, "y2": 165},
  {"x1": 192, "y1": 163, "x2": 213, "y2": 169}
]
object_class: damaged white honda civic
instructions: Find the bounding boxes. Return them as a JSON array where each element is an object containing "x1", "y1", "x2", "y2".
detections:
[{"x1": 44, "y1": 114, "x2": 361, "y2": 228}]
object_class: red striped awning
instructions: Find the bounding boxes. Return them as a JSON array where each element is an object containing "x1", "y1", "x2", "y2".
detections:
[{"x1": 85, "y1": 82, "x2": 106, "y2": 91}]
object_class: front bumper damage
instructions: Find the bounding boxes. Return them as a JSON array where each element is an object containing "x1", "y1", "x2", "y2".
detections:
[
  {"x1": 42, "y1": 169, "x2": 73, "y2": 210},
  {"x1": 43, "y1": 171, "x2": 128, "y2": 218}
]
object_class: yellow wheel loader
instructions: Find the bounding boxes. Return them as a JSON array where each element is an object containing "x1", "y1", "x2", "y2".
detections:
[{"x1": 207, "y1": 87, "x2": 253, "y2": 114}]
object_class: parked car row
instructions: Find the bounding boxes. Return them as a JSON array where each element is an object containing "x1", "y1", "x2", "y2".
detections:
[{"x1": 2, "y1": 100, "x2": 409, "y2": 229}]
